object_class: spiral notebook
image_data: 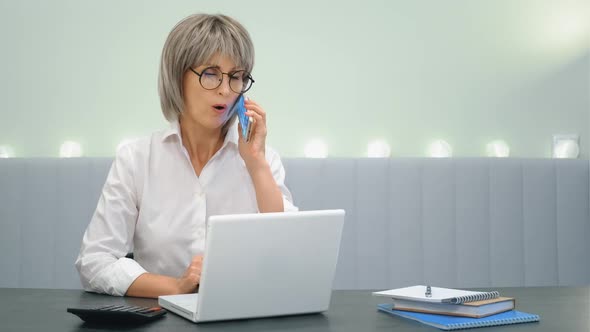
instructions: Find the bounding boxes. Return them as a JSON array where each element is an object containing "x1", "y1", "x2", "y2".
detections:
[
  {"x1": 377, "y1": 304, "x2": 540, "y2": 330},
  {"x1": 373, "y1": 285, "x2": 499, "y2": 304}
]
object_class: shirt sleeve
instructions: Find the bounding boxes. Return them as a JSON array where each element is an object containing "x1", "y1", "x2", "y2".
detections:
[
  {"x1": 75, "y1": 144, "x2": 146, "y2": 296},
  {"x1": 268, "y1": 149, "x2": 299, "y2": 212}
]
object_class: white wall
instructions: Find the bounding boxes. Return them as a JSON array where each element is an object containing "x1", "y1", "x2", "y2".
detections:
[{"x1": 0, "y1": 0, "x2": 588, "y2": 158}]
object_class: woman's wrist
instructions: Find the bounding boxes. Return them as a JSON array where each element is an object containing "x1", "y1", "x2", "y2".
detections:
[
  {"x1": 246, "y1": 158, "x2": 271, "y2": 180},
  {"x1": 126, "y1": 273, "x2": 183, "y2": 298},
  {"x1": 174, "y1": 277, "x2": 184, "y2": 295}
]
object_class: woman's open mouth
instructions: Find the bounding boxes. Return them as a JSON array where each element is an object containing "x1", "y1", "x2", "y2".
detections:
[{"x1": 212, "y1": 104, "x2": 227, "y2": 114}]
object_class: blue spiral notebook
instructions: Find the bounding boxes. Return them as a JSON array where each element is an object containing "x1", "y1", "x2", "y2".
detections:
[{"x1": 378, "y1": 304, "x2": 539, "y2": 330}]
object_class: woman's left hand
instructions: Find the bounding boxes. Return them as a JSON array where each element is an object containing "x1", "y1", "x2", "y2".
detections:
[{"x1": 238, "y1": 98, "x2": 268, "y2": 169}]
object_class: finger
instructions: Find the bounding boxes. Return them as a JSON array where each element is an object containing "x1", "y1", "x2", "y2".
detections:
[
  {"x1": 189, "y1": 272, "x2": 201, "y2": 282},
  {"x1": 192, "y1": 255, "x2": 203, "y2": 265},
  {"x1": 246, "y1": 110, "x2": 264, "y2": 128},
  {"x1": 244, "y1": 103, "x2": 266, "y2": 121},
  {"x1": 247, "y1": 117, "x2": 266, "y2": 139},
  {"x1": 191, "y1": 267, "x2": 201, "y2": 278},
  {"x1": 192, "y1": 261, "x2": 202, "y2": 270},
  {"x1": 244, "y1": 98, "x2": 259, "y2": 107}
]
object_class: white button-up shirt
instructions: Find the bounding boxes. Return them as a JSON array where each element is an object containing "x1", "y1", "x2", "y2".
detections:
[{"x1": 75, "y1": 119, "x2": 298, "y2": 296}]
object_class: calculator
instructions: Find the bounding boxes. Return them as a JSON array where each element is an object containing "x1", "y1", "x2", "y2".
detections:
[{"x1": 67, "y1": 304, "x2": 167, "y2": 324}]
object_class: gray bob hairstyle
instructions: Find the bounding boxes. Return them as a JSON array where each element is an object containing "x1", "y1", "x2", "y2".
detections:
[{"x1": 158, "y1": 14, "x2": 255, "y2": 122}]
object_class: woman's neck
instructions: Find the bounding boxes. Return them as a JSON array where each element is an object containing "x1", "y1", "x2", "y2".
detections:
[{"x1": 179, "y1": 117, "x2": 224, "y2": 166}]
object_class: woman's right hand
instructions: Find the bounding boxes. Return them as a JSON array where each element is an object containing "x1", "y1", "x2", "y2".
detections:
[{"x1": 176, "y1": 255, "x2": 203, "y2": 294}]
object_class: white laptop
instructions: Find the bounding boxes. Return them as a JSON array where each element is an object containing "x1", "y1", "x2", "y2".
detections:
[{"x1": 158, "y1": 209, "x2": 345, "y2": 323}]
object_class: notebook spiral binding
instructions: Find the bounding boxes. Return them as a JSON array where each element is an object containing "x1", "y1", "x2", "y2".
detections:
[
  {"x1": 449, "y1": 291, "x2": 500, "y2": 304},
  {"x1": 450, "y1": 314, "x2": 540, "y2": 329}
]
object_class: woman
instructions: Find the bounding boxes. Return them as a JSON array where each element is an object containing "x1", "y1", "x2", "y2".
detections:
[{"x1": 75, "y1": 14, "x2": 298, "y2": 298}]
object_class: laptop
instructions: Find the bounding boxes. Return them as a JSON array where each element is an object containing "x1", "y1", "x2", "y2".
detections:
[{"x1": 158, "y1": 209, "x2": 345, "y2": 323}]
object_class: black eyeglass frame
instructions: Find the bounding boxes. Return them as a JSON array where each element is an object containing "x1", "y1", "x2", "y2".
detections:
[{"x1": 189, "y1": 67, "x2": 255, "y2": 93}]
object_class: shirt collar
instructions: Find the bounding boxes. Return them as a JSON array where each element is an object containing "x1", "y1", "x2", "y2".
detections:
[
  {"x1": 162, "y1": 117, "x2": 239, "y2": 147},
  {"x1": 161, "y1": 119, "x2": 181, "y2": 141}
]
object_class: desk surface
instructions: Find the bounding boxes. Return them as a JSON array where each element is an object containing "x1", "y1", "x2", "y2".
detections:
[{"x1": 1, "y1": 287, "x2": 588, "y2": 331}]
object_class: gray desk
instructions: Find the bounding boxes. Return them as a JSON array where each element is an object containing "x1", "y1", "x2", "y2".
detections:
[{"x1": 0, "y1": 287, "x2": 588, "y2": 331}]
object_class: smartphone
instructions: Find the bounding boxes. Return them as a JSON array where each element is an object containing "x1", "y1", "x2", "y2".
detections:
[{"x1": 232, "y1": 94, "x2": 253, "y2": 142}]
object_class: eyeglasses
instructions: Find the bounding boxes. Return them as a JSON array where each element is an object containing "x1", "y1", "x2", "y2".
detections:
[{"x1": 189, "y1": 67, "x2": 255, "y2": 93}]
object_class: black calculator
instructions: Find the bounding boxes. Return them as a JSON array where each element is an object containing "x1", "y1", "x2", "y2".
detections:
[{"x1": 67, "y1": 304, "x2": 167, "y2": 324}]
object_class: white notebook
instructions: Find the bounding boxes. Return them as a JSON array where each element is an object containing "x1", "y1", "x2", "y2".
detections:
[{"x1": 373, "y1": 285, "x2": 500, "y2": 304}]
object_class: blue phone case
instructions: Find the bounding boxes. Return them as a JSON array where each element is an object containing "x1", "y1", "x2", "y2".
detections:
[{"x1": 234, "y1": 95, "x2": 252, "y2": 141}]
